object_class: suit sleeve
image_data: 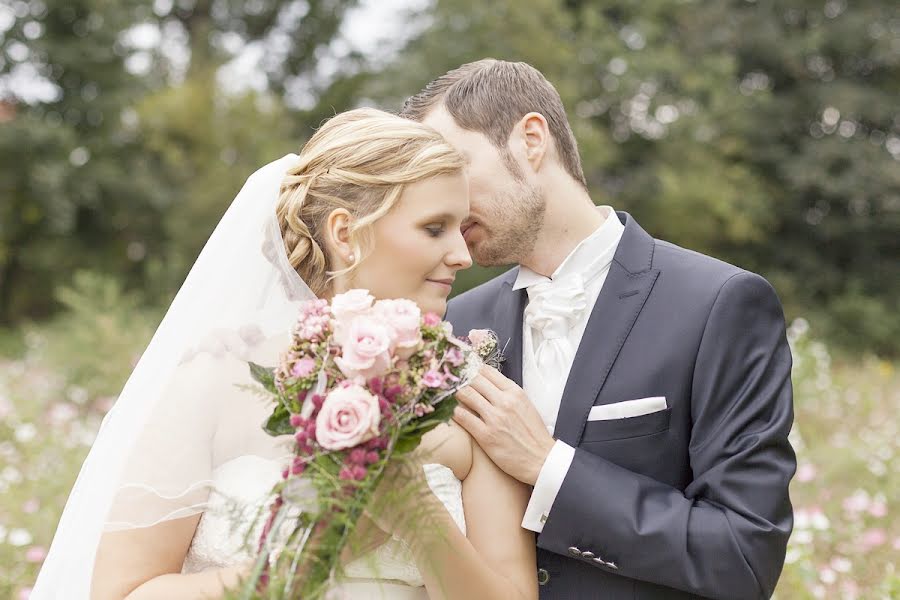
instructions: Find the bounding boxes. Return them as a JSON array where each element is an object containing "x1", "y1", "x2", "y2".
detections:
[{"x1": 536, "y1": 272, "x2": 796, "y2": 599}]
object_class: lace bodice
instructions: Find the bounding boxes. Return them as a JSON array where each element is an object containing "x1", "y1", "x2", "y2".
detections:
[{"x1": 182, "y1": 456, "x2": 465, "y2": 589}]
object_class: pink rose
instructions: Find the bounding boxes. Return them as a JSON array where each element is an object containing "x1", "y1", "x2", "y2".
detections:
[
  {"x1": 315, "y1": 384, "x2": 381, "y2": 450},
  {"x1": 334, "y1": 315, "x2": 393, "y2": 380},
  {"x1": 290, "y1": 358, "x2": 317, "y2": 379},
  {"x1": 423, "y1": 312, "x2": 442, "y2": 326},
  {"x1": 331, "y1": 289, "x2": 375, "y2": 323},
  {"x1": 375, "y1": 299, "x2": 422, "y2": 352}
]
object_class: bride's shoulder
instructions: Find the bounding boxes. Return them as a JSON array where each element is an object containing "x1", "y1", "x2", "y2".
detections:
[{"x1": 418, "y1": 421, "x2": 473, "y2": 481}]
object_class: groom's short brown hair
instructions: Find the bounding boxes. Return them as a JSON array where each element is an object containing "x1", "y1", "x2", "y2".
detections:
[{"x1": 400, "y1": 59, "x2": 587, "y2": 189}]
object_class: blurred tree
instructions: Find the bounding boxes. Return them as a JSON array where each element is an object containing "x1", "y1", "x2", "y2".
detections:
[
  {"x1": 370, "y1": 0, "x2": 900, "y2": 355},
  {"x1": 0, "y1": 0, "x2": 361, "y2": 322}
]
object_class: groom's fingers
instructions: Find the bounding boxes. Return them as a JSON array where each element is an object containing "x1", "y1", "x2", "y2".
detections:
[
  {"x1": 479, "y1": 365, "x2": 514, "y2": 391},
  {"x1": 452, "y1": 404, "x2": 488, "y2": 439},
  {"x1": 454, "y1": 386, "x2": 492, "y2": 418},
  {"x1": 468, "y1": 374, "x2": 503, "y2": 402}
]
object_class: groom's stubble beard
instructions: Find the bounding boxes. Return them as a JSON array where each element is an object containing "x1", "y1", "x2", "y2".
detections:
[{"x1": 472, "y1": 181, "x2": 545, "y2": 267}]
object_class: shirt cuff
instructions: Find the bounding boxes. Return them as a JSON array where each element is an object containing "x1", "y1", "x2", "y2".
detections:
[{"x1": 521, "y1": 440, "x2": 576, "y2": 533}]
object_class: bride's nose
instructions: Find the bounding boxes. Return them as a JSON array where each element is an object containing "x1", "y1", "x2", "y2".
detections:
[{"x1": 446, "y1": 231, "x2": 473, "y2": 270}]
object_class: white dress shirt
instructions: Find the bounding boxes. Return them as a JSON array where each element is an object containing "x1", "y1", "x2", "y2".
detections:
[{"x1": 515, "y1": 207, "x2": 625, "y2": 532}]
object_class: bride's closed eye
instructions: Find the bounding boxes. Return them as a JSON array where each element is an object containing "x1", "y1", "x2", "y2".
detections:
[{"x1": 425, "y1": 224, "x2": 446, "y2": 238}]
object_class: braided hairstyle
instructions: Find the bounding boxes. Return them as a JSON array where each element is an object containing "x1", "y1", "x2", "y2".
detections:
[{"x1": 276, "y1": 108, "x2": 466, "y2": 296}]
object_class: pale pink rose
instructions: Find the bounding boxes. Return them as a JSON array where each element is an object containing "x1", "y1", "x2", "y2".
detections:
[
  {"x1": 331, "y1": 289, "x2": 375, "y2": 323},
  {"x1": 423, "y1": 312, "x2": 441, "y2": 326},
  {"x1": 291, "y1": 358, "x2": 317, "y2": 379},
  {"x1": 315, "y1": 385, "x2": 381, "y2": 450},
  {"x1": 375, "y1": 299, "x2": 422, "y2": 351},
  {"x1": 334, "y1": 315, "x2": 393, "y2": 380}
]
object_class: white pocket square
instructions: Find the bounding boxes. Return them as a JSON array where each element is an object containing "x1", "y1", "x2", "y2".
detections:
[{"x1": 588, "y1": 396, "x2": 667, "y2": 421}]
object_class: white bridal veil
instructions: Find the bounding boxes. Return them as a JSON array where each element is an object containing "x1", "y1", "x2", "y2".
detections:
[{"x1": 32, "y1": 154, "x2": 315, "y2": 599}]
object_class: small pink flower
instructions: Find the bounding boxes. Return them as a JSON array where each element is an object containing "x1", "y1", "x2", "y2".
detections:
[
  {"x1": 25, "y1": 546, "x2": 46, "y2": 563},
  {"x1": 423, "y1": 312, "x2": 441, "y2": 327},
  {"x1": 334, "y1": 315, "x2": 393, "y2": 380},
  {"x1": 17, "y1": 587, "x2": 32, "y2": 600},
  {"x1": 365, "y1": 451, "x2": 380, "y2": 464},
  {"x1": 351, "y1": 465, "x2": 367, "y2": 480},
  {"x1": 348, "y1": 448, "x2": 367, "y2": 464},
  {"x1": 315, "y1": 385, "x2": 381, "y2": 450},
  {"x1": 375, "y1": 298, "x2": 422, "y2": 352},
  {"x1": 414, "y1": 403, "x2": 435, "y2": 417},
  {"x1": 467, "y1": 329, "x2": 490, "y2": 348},
  {"x1": 444, "y1": 347, "x2": 464, "y2": 367},
  {"x1": 22, "y1": 499, "x2": 40, "y2": 514},
  {"x1": 421, "y1": 370, "x2": 445, "y2": 388},
  {"x1": 291, "y1": 358, "x2": 317, "y2": 379}
]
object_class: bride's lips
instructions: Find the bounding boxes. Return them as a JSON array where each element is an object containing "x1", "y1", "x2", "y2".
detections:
[{"x1": 426, "y1": 278, "x2": 455, "y2": 292}]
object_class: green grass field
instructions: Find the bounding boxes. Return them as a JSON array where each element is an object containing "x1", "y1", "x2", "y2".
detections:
[{"x1": 0, "y1": 311, "x2": 896, "y2": 599}]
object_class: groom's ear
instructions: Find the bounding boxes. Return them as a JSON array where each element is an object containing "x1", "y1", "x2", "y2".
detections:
[{"x1": 519, "y1": 112, "x2": 550, "y2": 173}]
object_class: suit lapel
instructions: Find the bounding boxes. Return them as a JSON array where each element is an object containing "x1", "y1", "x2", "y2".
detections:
[
  {"x1": 552, "y1": 213, "x2": 660, "y2": 446},
  {"x1": 493, "y1": 272, "x2": 526, "y2": 387}
]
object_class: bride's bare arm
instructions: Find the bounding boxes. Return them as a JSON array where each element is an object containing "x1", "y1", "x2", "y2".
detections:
[
  {"x1": 91, "y1": 503, "x2": 247, "y2": 600},
  {"x1": 399, "y1": 439, "x2": 538, "y2": 600}
]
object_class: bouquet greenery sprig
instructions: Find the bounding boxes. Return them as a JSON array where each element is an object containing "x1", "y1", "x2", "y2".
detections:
[{"x1": 235, "y1": 289, "x2": 499, "y2": 599}]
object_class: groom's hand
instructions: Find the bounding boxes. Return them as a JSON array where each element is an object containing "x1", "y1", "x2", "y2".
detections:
[{"x1": 453, "y1": 365, "x2": 555, "y2": 486}]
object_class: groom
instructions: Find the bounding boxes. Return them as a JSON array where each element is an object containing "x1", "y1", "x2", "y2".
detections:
[{"x1": 401, "y1": 59, "x2": 795, "y2": 599}]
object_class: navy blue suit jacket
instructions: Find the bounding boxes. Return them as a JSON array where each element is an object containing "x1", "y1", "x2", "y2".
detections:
[{"x1": 445, "y1": 212, "x2": 795, "y2": 599}]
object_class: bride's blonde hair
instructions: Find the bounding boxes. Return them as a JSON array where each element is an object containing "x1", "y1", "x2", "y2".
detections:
[{"x1": 276, "y1": 108, "x2": 466, "y2": 296}]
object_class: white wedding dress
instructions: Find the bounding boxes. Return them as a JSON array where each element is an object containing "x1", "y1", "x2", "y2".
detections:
[{"x1": 181, "y1": 455, "x2": 466, "y2": 599}]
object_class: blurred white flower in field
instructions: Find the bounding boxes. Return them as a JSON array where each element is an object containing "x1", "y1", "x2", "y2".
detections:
[
  {"x1": 8, "y1": 527, "x2": 33, "y2": 546},
  {"x1": 14, "y1": 423, "x2": 36, "y2": 443},
  {"x1": 2, "y1": 466, "x2": 23, "y2": 484}
]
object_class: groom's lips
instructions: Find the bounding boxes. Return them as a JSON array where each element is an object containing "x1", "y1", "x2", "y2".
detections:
[{"x1": 461, "y1": 221, "x2": 478, "y2": 242}]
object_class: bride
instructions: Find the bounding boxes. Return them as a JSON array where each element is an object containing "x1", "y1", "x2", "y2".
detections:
[{"x1": 31, "y1": 108, "x2": 537, "y2": 600}]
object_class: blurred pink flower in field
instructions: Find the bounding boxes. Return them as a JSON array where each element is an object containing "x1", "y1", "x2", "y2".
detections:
[
  {"x1": 16, "y1": 587, "x2": 31, "y2": 600},
  {"x1": 25, "y1": 546, "x2": 47, "y2": 563},
  {"x1": 859, "y1": 528, "x2": 886, "y2": 550},
  {"x1": 47, "y1": 402, "x2": 79, "y2": 426},
  {"x1": 94, "y1": 396, "x2": 116, "y2": 415},
  {"x1": 818, "y1": 567, "x2": 836, "y2": 584},
  {"x1": 893, "y1": 537, "x2": 900, "y2": 551},
  {"x1": 868, "y1": 498, "x2": 887, "y2": 518},
  {"x1": 829, "y1": 556, "x2": 852, "y2": 573},
  {"x1": 0, "y1": 395, "x2": 12, "y2": 419},
  {"x1": 22, "y1": 498, "x2": 40, "y2": 514},
  {"x1": 842, "y1": 489, "x2": 870, "y2": 515},
  {"x1": 795, "y1": 463, "x2": 817, "y2": 482},
  {"x1": 840, "y1": 580, "x2": 859, "y2": 600}
]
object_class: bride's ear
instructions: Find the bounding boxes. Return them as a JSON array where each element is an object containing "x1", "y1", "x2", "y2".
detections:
[{"x1": 325, "y1": 208, "x2": 354, "y2": 265}]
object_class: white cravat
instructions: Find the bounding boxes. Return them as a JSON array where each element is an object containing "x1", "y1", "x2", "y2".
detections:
[
  {"x1": 516, "y1": 207, "x2": 625, "y2": 532},
  {"x1": 523, "y1": 274, "x2": 588, "y2": 430}
]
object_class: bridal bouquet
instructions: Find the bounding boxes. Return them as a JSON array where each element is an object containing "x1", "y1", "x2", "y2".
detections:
[{"x1": 234, "y1": 289, "x2": 499, "y2": 599}]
